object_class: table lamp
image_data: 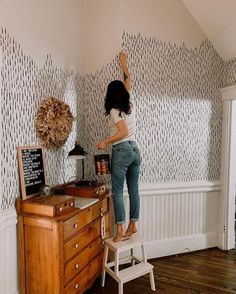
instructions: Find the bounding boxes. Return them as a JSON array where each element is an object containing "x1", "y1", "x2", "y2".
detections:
[{"x1": 68, "y1": 142, "x2": 89, "y2": 186}]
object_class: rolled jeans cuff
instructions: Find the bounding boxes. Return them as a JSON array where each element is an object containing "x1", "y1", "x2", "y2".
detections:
[
  {"x1": 130, "y1": 218, "x2": 139, "y2": 222},
  {"x1": 116, "y1": 220, "x2": 126, "y2": 225}
]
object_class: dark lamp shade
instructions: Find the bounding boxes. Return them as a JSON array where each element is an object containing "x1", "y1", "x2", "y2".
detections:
[{"x1": 68, "y1": 143, "x2": 87, "y2": 159}]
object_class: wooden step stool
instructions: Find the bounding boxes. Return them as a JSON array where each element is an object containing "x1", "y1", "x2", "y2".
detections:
[{"x1": 101, "y1": 235, "x2": 156, "y2": 294}]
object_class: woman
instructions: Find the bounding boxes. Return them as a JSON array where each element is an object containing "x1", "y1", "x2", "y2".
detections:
[{"x1": 97, "y1": 52, "x2": 141, "y2": 242}]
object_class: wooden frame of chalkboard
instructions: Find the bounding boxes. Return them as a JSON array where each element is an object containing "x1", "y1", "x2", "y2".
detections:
[{"x1": 17, "y1": 146, "x2": 46, "y2": 200}]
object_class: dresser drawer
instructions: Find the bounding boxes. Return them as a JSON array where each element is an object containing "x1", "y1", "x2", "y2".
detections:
[
  {"x1": 64, "y1": 202, "x2": 103, "y2": 240},
  {"x1": 64, "y1": 237, "x2": 103, "y2": 285},
  {"x1": 64, "y1": 254, "x2": 103, "y2": 294},
  {"x1": 64, "y1": 218, "x2": 101, "y2": 262}
]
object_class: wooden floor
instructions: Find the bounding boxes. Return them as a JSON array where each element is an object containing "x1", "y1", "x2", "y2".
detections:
[{"x1": 86, "y1": 248, "x2": 236, "y2": 294}]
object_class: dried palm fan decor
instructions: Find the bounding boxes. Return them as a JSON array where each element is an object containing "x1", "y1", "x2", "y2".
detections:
[{"x1": 35, "y1": 97, "x2": 73, "y2": 148}]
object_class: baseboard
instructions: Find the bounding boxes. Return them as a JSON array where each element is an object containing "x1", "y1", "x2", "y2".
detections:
[
  {"x1": 145, "y1": 232, "x2": 218, "y2": 259},
  {"x1": 217, "y1": 232, "x2": 226, "y2": 250}
]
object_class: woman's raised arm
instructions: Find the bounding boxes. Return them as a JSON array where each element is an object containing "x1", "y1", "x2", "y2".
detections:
[{"x1": 119, "y1": 52, "x2": 131, "y2": 92}]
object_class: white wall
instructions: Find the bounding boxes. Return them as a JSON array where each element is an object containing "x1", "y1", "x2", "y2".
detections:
[
  {"x1": 0, "y1": 0, "x2": 82, "y2": 71},
  {"x1": 122, "y1": 0, "x2": 205, "y2": 46},
  {"x1": 182, "y1": 0, "x2": 236, "y2": 61},
  {"x1": 0, "y1": 0, "x2": 208, "y2": 73},
  {"x1": 0, "y1": 47, "x2": 2, "y2": 210},
  {"x1": 77, "y1": 0, "x2": 123, "y2": 75},
  {"x1": 80, "y1": 0, "x2": 207, "y2": 73}
]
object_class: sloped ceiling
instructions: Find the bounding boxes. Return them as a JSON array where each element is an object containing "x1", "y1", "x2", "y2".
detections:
[{"x1": 182, "y1": 0, "x2": 236, "y2": 61}]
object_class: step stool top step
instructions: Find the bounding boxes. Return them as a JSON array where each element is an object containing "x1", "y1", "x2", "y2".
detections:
[
  {"x1": 118, "y1": 262, "x2": 154, "y2": 283},
  {"x1": 105, "y1": 235, "x2": 144, "y2": 252}
]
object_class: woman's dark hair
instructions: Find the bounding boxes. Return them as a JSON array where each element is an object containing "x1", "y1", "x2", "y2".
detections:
[{"x1": 104, "y1": 80, "x2": 131, "y2": 116}]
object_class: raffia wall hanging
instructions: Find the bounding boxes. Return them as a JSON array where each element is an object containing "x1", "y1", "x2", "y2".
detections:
[{"x1": 35, "y1": 96, "x2": 73, "y2": 148}]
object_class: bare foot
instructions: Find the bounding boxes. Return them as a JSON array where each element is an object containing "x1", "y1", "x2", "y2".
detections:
[
  {"x1": 113, "y1": 234, "x2": 129, "y2": 242},
  {"x1": 125, "y1": 229, "x2": 137, "y2": 237},
  {"x1": 113, "y1": 224, "x2": 127, "y2": 242},
  {"x1": 125, "y1": 221, "x2": 137, "y2": 237}
]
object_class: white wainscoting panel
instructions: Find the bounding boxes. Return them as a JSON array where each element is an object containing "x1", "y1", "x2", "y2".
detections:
[
  {"x1": 0, "y1": 209, "x2": 18, "y2": 294},
  {"x1": 123, "y1": 181, "x2": 220, "y2": 259}
]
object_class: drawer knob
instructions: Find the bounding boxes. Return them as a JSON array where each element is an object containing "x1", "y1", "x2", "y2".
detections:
[
  {"x1": 74, "y1": 224, "x2": 78, "y2": 228},
  {"x1": 75, "y1": 264, "x2": 79, "y2": 269},
  {"x1": 74, "y1": 243, "x2": 79, "y2": 249},
  {"x1": 70, "y1": 202, "x2": 74, "y2": 206},
  {"x1": 59, "y1": 207, "x2": 63, "y2": 211},
  {"x1": 74, "y1": 283, "x2": 79, "y2": 289}
]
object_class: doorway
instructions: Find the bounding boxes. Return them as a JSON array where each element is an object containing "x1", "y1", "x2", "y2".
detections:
[{"x1": 220, "y1": 86, "x2": 236, "y2": 250}]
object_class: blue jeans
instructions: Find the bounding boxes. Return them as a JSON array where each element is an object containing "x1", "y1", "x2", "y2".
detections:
[{"x1": 111, "y1": 141, "x2": 141, "y2": 224}]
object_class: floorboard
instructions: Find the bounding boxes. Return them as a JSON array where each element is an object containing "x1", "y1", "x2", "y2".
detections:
[{"x1": 86, "y1": 248, "x2": 236, "y2": 294}]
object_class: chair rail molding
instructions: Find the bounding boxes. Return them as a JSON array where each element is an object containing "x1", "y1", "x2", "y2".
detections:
[{"x1": 124, "y1": 180, "x2": 221, "y2": 196}]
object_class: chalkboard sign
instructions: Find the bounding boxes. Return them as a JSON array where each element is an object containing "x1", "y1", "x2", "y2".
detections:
[{"x1": 17, "y1": 146, "x2": 46, "y2": 200}]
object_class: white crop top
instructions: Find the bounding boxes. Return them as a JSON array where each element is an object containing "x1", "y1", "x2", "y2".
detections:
[{"x1": 108, "y1": 106, "x2": 136, "y2": 145}]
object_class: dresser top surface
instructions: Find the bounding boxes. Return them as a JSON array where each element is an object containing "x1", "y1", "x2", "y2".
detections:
[{"x1": 16, "y1": 193, "x2": 109, "y2": 221}]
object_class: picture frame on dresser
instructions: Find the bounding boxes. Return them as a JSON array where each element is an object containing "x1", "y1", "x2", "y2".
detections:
[{"x1": 17, "y1": 145, "x2": 46, "y2": 200}]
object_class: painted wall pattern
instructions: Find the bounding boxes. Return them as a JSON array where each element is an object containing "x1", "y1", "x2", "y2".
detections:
[
  {"x1": 223, "y1": 57, "x2": 236, "y2": 87},
  {"x1": 0, "y1": 28, "x2": 83, "y2": 210},
  {"x1": 83, "y1": 33, "x2": 224, "y2": 183},
  {"x1": 0, "y1": 29, "x2": 227, "y2": 210}
]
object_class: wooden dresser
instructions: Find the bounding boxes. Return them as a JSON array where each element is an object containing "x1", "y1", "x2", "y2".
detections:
[{"x1": 16, "y1": 191, "x2": 110, "y2": 294}]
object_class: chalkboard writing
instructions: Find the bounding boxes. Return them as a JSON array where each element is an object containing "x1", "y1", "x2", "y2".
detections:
[{"x1": 18, "y1": 146, "x2": 46, "y2": 200}]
